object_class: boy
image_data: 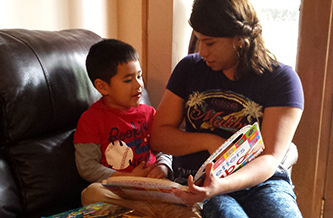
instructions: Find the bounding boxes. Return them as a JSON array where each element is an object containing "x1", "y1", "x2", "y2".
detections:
[{"x1": 74, "y1": 39, "x2": 201, "y2": 217}]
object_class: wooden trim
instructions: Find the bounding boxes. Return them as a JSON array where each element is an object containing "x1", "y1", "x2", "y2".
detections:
[
  {"x1": 142, "y1": 0, "x2": 148, "y2": 85},
  {"x1": 322, "y1": 1, "x2": 333, "y2": 215},
  {"x1": 293, "y1": 0, "x2": 333, "y2": 217}
]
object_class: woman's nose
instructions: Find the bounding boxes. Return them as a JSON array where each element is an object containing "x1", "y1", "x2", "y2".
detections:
[{"x1": 198, "y1": 42, "x2": 208, "y2": 58}]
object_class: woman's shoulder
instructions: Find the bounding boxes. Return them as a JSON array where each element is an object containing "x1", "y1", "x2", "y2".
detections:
[
  {"x1": 263, "y1": 63, "x2": 300, "y2": 82},
  {"x1": 174, "y1": 53, "x2": 208, "y2": 75},
  {"x1": 261, "y1": 62, "x2": 304, "y2": 108},
  {"x1": 271, "y1": 62, "x2": 296, "y2": 75},
  {"x1": 181, "y1": 52, "x2": 203, "y2": 63}
]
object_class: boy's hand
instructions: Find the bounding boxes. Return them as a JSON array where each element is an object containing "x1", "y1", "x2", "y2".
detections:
[
  {"x1": 146, "y1": 164, "x2": 168, "y2": 179},
  {"x1": 130, "y1": 161, "x2": 155, "y2": 177},
  {"x1": 113, "y1": 161, "x2": 155, "y2": 177}
]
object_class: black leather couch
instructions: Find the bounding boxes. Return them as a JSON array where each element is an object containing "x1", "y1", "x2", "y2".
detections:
[{"x1": 0, "y1": 29, "x2": 103, "y2": 218}]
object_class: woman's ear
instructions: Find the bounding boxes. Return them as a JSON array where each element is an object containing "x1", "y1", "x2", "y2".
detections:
[
  {"x1": 237, "y1": 36, "x2": 244, "y2": 48},
  {"x1": 94, "y1": 79, "x2": 109, "y2": 95}
]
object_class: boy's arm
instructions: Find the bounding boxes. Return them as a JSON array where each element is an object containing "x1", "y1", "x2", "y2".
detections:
[
  {"x1": 74, "y1": 143, "x2": 116, "y2": 183},
  {"x1": 155, "y1": 152, "x2": 174, "y2": 179}
]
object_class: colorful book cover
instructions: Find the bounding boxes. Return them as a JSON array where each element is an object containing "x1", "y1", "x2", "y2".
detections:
[
  {"x1": 212, "y1": 122, "x2": 264, "y2": 178},
  {"x1": 43, "y1": 202, "x2": 135, "y2": 218},
  {"x1": 194, "y1": 122, "x2": 265, "y2": 185}
]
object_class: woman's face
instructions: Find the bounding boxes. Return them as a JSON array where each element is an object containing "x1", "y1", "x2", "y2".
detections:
[{"x1": 195, "y1": 31, "x2": 239, "y2": 73}]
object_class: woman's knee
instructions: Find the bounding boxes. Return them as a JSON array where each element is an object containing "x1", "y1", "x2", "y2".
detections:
[{"x1": 202, "y1": 195, "x2": 248, "y2": 218}]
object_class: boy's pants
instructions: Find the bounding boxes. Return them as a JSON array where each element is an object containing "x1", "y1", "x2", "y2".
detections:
[{"x1": 81, "y1": 182, "x2": 202, "y2": 218}]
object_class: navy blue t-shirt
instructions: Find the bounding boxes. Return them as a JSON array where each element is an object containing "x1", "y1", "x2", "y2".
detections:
[{"x1": 167, "y1": 53, "x2": 304, "y2": 180}]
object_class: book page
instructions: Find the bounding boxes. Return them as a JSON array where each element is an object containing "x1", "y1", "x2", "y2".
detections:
[{"x1": 103, "y1": 177, "x2": 188, "y2": 205}]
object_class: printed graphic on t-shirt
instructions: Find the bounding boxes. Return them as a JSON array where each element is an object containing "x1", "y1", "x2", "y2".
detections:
[
  {"x1": 105, "y1": 138, "x2": 153, "y2": 171},
  {"x1": 186, "y1": 90, "x2": 263, "y2": 133},
  {"x1": 105, "y1": 140, "x2": 134, "y2": 170},
  {"x1": 103, "y1": 120, "x2": 155, "y2": 171}
]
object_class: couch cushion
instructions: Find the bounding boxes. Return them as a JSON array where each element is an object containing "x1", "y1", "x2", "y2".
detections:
[
  {"x1": 7, "y1": 129, "x2": 89, "y2": 217},
  {"x1": 0, "y1": 29, "x2": 102, "y2": 217},
  {"x1": 0, "y1": 29, "x2": 101, "y2": 142},
  {"x1": 0, "y1": 152, "x2": 23, "y2": 218}
]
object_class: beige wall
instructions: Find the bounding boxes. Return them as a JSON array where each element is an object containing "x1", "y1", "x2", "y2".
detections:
[
  {"x1": 0, "y1": 0, "x2": 114, "y2": 37},
  {"x1": 145, "y1": 1, "x2": 173, "y2": 107},
  {"x1": 0, "y1": 0, "x2": 143, "y2": 86},
  {"x1": 147, "y1": 0, "x2": 192, "y2": 107},
  {"x1": 0, "y1": 0, "x2": 191, "y2": 108}
]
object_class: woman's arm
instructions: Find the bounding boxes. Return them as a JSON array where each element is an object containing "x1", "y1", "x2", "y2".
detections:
[
  {"x1": 173, "y1": 106, "x2": 303, "y2": 205},
  {"x1": 150, "y1": 90, "x2": 225, "y2": 156},
  {"x1": 216, "y1": 106, "x2": 302, "y2": 191}
]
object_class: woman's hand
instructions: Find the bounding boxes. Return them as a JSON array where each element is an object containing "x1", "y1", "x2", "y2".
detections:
[{"x1": 172, "y1": 163, "x2": 221, "y2": 206}]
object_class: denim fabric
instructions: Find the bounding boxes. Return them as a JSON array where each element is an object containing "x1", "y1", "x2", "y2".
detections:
[{"x1": 201, "y1": 166, "x2": 303, "y2": 218}]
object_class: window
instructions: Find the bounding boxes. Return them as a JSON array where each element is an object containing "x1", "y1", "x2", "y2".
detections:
[
  {"x1": 251, "y1": 0, "x2": 301, "y2": 69},
  {"x1": 177, "y1": 0, "x2": 301, "y2": 69}
]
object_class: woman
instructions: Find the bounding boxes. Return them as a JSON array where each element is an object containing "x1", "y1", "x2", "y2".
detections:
[{"x1": 150, "y1": 0, "x2": 304, "y2": 217}]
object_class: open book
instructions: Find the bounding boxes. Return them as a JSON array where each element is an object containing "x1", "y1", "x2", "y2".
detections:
[{"x1": 102, "y1": 122, "x2": 264, "y2": 206}]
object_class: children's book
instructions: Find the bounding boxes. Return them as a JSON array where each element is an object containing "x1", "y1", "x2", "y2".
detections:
[
  {"x1": 43, "y1": 202, "x2": 135, "y2": 218},
  {"x1": 102, "y1": 122, "x2": 265, "y2": 206},
  {"x1": 194, "y1": 122, "x2": 265, "y2": 185},
  {"x1": 102, "y1": 176, "x2": 188, "y2": 205}
]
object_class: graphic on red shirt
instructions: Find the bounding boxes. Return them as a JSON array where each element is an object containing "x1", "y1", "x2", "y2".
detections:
[
  {"x1": 105, "y1": 140, "x2": 134, "y2": 170},
  {"x1": 74, "y1": 99, "x2": 156, "y2": 172},
  {"x1": 104, "y1": 121, "x2": 155, "y2": 171}
]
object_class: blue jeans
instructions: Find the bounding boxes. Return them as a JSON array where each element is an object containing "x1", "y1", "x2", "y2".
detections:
[{"x1": 201, "y1": 166, "x2": 303, "y2": 218}]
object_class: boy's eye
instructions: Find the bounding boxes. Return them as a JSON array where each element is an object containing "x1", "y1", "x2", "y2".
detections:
[{"x1": 124, "y1": 79, "x2": 132, "y2": 83}]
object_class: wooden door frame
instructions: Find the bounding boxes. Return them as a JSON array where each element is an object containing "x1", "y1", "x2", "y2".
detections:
[
  {"x1": 322, "y1": 3, "x2": 333, "y2": 214},
  {"x1": 293, "y1": 0, "x2": 333, "y2": 217}
]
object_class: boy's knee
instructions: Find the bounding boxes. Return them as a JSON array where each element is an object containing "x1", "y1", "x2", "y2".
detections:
[
  {"x1": 81, "y1": 183, "x2": 99, "y2": 206},
  {"x1": 82, "y1": 182, "x2": 119, "y2": 206}
]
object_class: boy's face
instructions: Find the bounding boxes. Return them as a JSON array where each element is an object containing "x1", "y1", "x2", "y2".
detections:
[{"x1": 102, "y1": 60, "x2": 144, "y2": 110}]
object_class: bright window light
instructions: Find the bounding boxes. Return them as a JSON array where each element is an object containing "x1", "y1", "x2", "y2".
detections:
[
  {"x1": 178, "y1": 0, "x2": 300, "y2": 69},
  {"x1": 251, "y1": 0, "x2": 301, "y2": 69}
]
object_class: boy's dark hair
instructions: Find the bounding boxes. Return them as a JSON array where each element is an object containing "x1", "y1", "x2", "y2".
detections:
[
  {"x1": 189, "y1": 0, "x2": 278, "y2": 80},
  {"x1": 86, "y1": 39, "x2": 139, "y2": 85}
]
